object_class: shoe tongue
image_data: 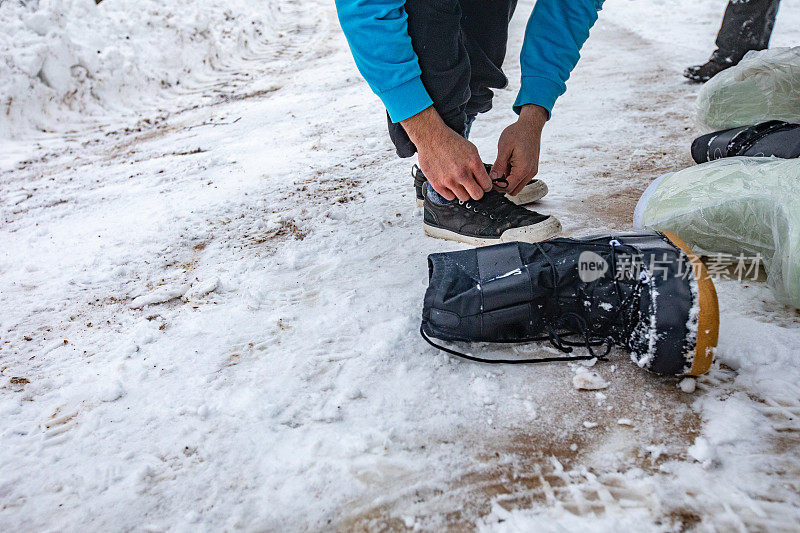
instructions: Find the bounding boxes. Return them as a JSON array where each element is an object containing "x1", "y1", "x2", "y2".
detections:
[
  {"x1": 470, "y1": 190, "x2": 505, "y2": 210},
  {"x1": 484, "y1": 190, "x2": 518, "y2": 209}
]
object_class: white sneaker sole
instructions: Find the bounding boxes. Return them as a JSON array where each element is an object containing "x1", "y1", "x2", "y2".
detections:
[
  {"x1": 507, "y1": 180, "x2": 548, "y2": 205},
  {"x1": 415, "y1": 180, "x2": 548, "y2": 207},
  {"x1": 423, "y1": 216, "x2": 562, "y2": 246}
]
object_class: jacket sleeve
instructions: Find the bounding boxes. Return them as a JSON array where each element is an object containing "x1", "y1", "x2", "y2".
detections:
[
  {"x1": 514, "y1": 0, "x2": 604, "y2": 118},
  {"x1": 334, "y1": 0, "x2": 433, "y2": 123}
]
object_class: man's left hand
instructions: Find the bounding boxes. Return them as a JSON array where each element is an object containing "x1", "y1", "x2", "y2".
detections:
[{"x1": 490, "y1": 104, "x2": 548, "y2": 196}]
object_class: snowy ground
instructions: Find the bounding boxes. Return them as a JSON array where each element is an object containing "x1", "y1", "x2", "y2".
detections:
[{"x1": 2, "y1": 0, "x2": 800, "y2": 530}]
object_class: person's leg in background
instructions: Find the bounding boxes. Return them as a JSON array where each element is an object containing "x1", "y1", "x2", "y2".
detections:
[
  {"x1": 458, "y1": 0, "x2": 548, "y2": 205},
  {"x1": 685, "y1": 0, "x2": 780, "y2": 82},
  {"x1": 715, "y1": 0, "x2": 780, "y2": 63}
]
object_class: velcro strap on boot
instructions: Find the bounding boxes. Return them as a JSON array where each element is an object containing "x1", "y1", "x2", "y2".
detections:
[{"x1": 476, "y1": 244, "x2": 533, "y2": 338}]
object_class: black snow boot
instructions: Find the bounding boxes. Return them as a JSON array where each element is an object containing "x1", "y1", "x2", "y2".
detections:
[
  {"x1": 413, "y1": 164, "x2": 548, "y2": 207},
  {"x1": 421, "y1": 231, "x2": 719, "y2": 376},
  {"x1": 685, "y1": 0, "x2": 780, "y2": 83},
  {"x1": 422, "y1": 184, "x2": 561, "y2": 245},
  {"x1": 683, "y1": 58, "x2": 732, "y2": 83},
  {"x1": 691, "y1": 120, "x2": 800, "y2": 162}
]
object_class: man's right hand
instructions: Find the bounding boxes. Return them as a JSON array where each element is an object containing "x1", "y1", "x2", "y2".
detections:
[{"x1": 401, "y1": 106, "x2": 491, "y2": 202}]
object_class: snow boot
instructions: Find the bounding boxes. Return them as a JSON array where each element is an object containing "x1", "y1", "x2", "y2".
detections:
[
  {"x1": 413, "y1": 164, "x2": 548, "y2": 207},
  {"x1": 420, "y1": 230, "x2": 719, "y2": 376},
  {"x1": 684, "y1": 58, "x2": 732, "y2": 83},
  {"x1": 691, "y1": 120, "x2": 800, "y2": 163},
  {"x1": 422, "y1": 183, "x2": 561, "y2": 246}
]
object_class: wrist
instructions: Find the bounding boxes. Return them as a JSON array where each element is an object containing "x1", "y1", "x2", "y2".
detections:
[
  {"x1": 401, "y1": 106, "x2": 451, "y2": 148},
  {"x1": 518, "y1": 104, "x2": 548, "y2": 127}
]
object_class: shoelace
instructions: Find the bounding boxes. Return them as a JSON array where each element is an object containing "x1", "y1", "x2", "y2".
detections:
[
  {"x1": 420, "y1": 324, "x2": 609, "y2": 364},
  {"x1": 420, "y1": 240, "x2": 647, "y2": 365},
  {"x1": 412, "y1": 164, "x2": 524, "y2": 207},
  {"x1": 491, "y1": 176, "x2": 510, "y2": 190},
  {"x1": 459, "y1": 189, "x2": 533, "y2": 223}
]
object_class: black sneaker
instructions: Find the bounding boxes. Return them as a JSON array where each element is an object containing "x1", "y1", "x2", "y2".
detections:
[
  {"x1": 683, "y1": 58, "x2": 732, "y2": 83},
  {"x1": 413, "y1": 164, "x2": 547, "y2": 207},
  {"x1": 422, "y1": 185, "x2": 561, "y2": 245}
]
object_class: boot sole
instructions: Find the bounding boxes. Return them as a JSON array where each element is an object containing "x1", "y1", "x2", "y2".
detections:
[
  {"x1": 662, "y1": 231, "x2": 720, "y2": 376},
  {"x1": 415, "y1": 180, "x2": 549, "y2": 207},
  {"x1": 423, "y1": 216, "x2": 562, "y2": 246}
]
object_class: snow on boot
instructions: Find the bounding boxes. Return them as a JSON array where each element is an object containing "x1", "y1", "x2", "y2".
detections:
[
  {"x1": 412, "y1": 164, "x2": 548, "y2": 207},
  {"x1": 420, "y1": 231, "x2": 719, "y2": 376}
]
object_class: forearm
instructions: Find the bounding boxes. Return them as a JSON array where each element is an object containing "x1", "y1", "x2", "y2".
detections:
[{"x1": 400, "y1": 106, "x2": 450, "y2": 149}]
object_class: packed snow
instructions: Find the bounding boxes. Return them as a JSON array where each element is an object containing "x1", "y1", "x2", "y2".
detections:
[
  {"x1": 0, "y1": 0, "x2": 282, "y2": 137},
  {"x1": 572, "y1": 365, "x2": 610, "y2": 391},
  {"x1": 2, "y1": 0, "x2": 800, "y2": 530}
]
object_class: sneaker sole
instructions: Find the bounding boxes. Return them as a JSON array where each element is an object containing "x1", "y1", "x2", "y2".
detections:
[
  {"x1": 415, "y1": 180, "x2": 549, "y2": 207},
  {"x1": 423, "y1": 216, "x2": 562, "y2": 246},
  {"x1": 662, "y1": 230, "x2": 719, "y2": 376},
  {"x1": 507, "y1": 180, "x2": 548, "y2": 205}
]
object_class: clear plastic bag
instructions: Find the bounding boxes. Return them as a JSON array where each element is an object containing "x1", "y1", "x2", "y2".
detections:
[
  {"x1": 696, "y1": 47, "x2": 800, "y2": 131},
  {"x1": 633, "y1": 157, "x2": 800, "y2": 308}
]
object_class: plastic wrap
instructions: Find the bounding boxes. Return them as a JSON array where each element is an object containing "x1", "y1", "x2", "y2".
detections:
[
  {"x1": 633, "y1": 157, "x2": 800, "y2": 308},
  {"x1": 696, "y1": 47, "x2": 800, "y2": 131}
]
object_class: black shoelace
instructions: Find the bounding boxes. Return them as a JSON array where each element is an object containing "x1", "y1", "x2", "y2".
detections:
[{"x1": 458, "y1": 189, "x2": 536, "y2": 224}]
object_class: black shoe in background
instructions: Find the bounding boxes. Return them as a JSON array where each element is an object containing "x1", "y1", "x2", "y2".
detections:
[{"x1": 683, "y1": 57, "x2": 733, "y2": 83}]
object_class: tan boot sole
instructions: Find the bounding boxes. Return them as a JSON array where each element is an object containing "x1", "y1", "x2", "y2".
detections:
[{"x1": 662, "y1": 231, "x2": 720, "y2": 375}]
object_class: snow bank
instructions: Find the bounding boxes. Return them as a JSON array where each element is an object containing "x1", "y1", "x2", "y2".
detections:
[{"x1": 0, "y1": 0, "x2": 279, "y2": 138}]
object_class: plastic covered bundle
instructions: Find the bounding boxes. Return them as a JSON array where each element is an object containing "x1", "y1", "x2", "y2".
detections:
[
  {"x1": 634, "y1": 157, "x2": 800, "y2": 308},
  {"x1": 696, "y1": 47, "x2": 800, "y2": 131}
]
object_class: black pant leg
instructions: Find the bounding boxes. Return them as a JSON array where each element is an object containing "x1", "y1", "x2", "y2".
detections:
[
  {"x1": 714, "y1": 0, "x2": 781, "y2": 64},
  {"x1": 386, "y1": 0, "x2": 471, "y2": 158},
  {"x1": 459, "y1": 0, "x2": 518, "y2": 117}
]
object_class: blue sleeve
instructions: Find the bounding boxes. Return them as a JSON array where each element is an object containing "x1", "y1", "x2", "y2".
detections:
[
  {"x1": 334, "y1": 0, "x2": 433, "y2": 123},
  {"x1": 514, "y1": 0, "x2": 604, "y2": 118}
]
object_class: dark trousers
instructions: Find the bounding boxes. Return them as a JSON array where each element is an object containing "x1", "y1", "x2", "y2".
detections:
[
  {"x1": 387, "y1": 0, "x2": 518, "y2": 158},
  {"x1": 713, "y1": 0, "x2": 780, "y2": 64}
]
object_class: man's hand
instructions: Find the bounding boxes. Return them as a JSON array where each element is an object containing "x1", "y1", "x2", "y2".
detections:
[
  {"x1": 491, "y1": 104, "x2": 548, "y2": 196},
  {"x1": 401, "y1": 107, "x2": 491, "y2": 202}
]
